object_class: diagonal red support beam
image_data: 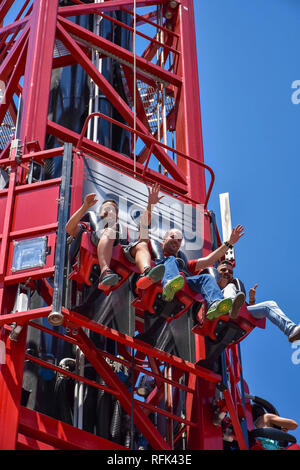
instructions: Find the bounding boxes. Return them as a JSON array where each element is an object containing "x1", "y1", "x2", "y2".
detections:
[
  {"x1": 59, "y1": 15, "x2": 182, "y2": 88},
  {"x1": 58, "y1": 0, "x2": 170, "y2": 18},
  {"x1": 174, "y1": 0, "x2": 206, "y2": 202},
  {"x1": 0, "y1": 0, "x2": 15, "y2": 24},
  {"x1": 0, "y1": 16, "x2": 28, "y2": 39},
  {"x1": 19, "y1": 0, "x2": 59, "y2": 150},
  {"x1": 56, "y1": 21, "x2": 187, "y2": 185},
  {"x1": 62, "y1": 307, "x2": 221, "y2": 384},
  {"x1": 0, "y1": 306, "x2": 52, "y2": 327},
  {"x1": 0, "y1": 21, "x2": 29, "y2": 82},
  {"x1": 223, "y1": 388, "x2": 248, "y2": 450},
  {"x1": 47, "y1": 120, "x2": 188, "y2": 196},
  {"x1": 0, "y1": 37, "x2": 28, "y2": 126},
  {"x1": 74, "y1": 327, "x2": 171, "y2": 450},
  {"x1": 121, "y1": 64, "x2": 152, "y2": 133}
]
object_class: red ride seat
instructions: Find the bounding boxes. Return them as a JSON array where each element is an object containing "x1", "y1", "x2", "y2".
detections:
[
  {"x1": 131, "y1": 261, "x2": 266, "y2": 365},
  {"x1": 131, "y1": 272, "x2": 204, "y2": 323},
  {"x1": 192, "y1": 302, "x2": 266, "y2": 342},
  {"x1": 68, "y1": 223, "x2": 139, "y2": 295}
]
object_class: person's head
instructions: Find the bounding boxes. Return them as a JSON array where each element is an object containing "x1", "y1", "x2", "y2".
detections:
[
  {"x1": 217, "y1": 260, "x2": 234, "y2": 288},
  {"x1": 162, "y1": 228, "x2": 183, "y2": 256},
  {"x1": 251, "y1": 404, "x2": 266, "y2": 425},
  {"x1": 99, "y1": 199, "x2": 119, "y2": 223}
]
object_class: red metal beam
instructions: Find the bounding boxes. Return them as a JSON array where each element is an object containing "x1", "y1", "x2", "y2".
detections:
[
  {"x1": 58, "y1": 15, "x2": 182, "y2": 88},
  {"x1": 174, "y1": 0, "x2": 206, "y2": 203},
  {"x1": 17, "y1": 433, "x2": 59, "y2": 451},
  {"x1": 121, "y1": 64, "x2": 152, "y2": 133},
  {"x1": 58, "y1": 0, "x2": 170, "y2": 18},
  {"x1": 25, "y1": 353, "x2": 118, "y2": 397},
  {"x1": 74, "y1": 327, "x2": 171, "y2": 450},
  {"x1": 0, "y1": 326, "x2": 28, "y2": 449},
  {"x1": 223, "y1": 388, "x2": 248, "y2": 450},
  {"x1": 93, "y1": 8, "x2": 180, "y2": 58},
  {"x1": 18, "y1": 406, "x2": 127, "y2": 451},
  {"x1": 0, "y1": 0, "x2": 16, "y2": 24},
  {"x1": 0, "y1": 307, "x2": 52, "y2": 327},
  {"x1": 186, "y1": 376, "x2": 223, "y2": 450},
  {"x1": 46, "y1": 120, "x2": 189, "y2": 196},
  {"x1": 121, "y1": 5, "x2": 180, "y2": 39},
  {"x1": 0, "y1": 37, "x2": 28, "y2": 125},
  {"x1": 19, "y1": 0, "x2": 59, "y2": 150},
  {"x1": 0, "y1": 22, "x2": 29, "y2": 82},
  {"x1": 0, "y1": 16, "x2": 28, "y2": 38},
  {"x1": 56, "y1": 20, "x2": 186, "y2": 184},
  {"x1": 0, "y1": 140, "x2": 19, "y2": 286},
  {"x1": 62, "y1": 307, "x2": 222, "y2": 384}
]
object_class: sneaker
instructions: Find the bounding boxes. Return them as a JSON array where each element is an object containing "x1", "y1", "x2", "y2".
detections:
[
  {"x1": 288, "y1": 325, "x2": 300, "y2": 343},
  {"x1": 206, "y1": 298, "x2": 233, "y2": 321},
  {"x1": 98, "y1": 269, "x2": 119, "y2": 288},
  {"x1": 162, "y1": 275, "x2": 185, "y2": 302},
  {"x1": 229, "y1": 292, "x2": 245, "y2": 319},
  {"x1": 136, "y1": 265, "x2": 165, "y2": 290}
]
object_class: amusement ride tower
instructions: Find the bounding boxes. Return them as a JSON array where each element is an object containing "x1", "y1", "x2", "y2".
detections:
[{"x1": 0, "y1": 0, "x2": 298, "y2": 451}]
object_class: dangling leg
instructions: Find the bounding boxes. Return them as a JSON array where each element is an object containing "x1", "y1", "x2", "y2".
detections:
[
  {"x1": 222, "y1": 282, "x2": 246, "y2": 319},
  {"x1": 159, "y1": 256, "x2": 184, "y2": 301},
  {"x1": 186, "y1": 274, "x2": 232, "y2": 320},
  {"x1": 130, "y1": 241, "x2": 165, "y2": 289},
  {"x1": 248, "y1": 301, "x2": 300, "y2": 342},
  {"x1": 97, "y1": 228, "x2": 119, "y2": 286}
]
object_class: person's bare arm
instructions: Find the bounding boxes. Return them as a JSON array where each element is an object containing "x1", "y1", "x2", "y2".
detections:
[
  {"x1": 139, "y1": 183, "x2": 164, "y2": 239},
  {"x1": 258, "y1": 413, "x2": 298, "y2": 431},
  {"x1": 65, "y1": 193, "x2": 98, "y2": 237},
  {"x1": 194, "y1": 225, "x2": 245, "y2": 271}
]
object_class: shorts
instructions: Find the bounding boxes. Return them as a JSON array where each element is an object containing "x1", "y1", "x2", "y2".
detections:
[
  {"x1": 122, "y1": 240, "x2": 144, "y2": 264},
  {"x1": 91, "y1": 228, "x2": 147, "y2": 264},
  {"x1": 91, "y1": 228, "x2": 119, "y2": 248}
]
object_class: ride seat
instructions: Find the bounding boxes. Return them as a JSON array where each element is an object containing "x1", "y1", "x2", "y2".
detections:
[
  {"x1": 131, "y1": 239, "x2": 204, "y2": 323},
  {"x1": 192, "y1": 267, "x2": 266, "y2": 342},
  {"x1": 132, "y1": 272, "x2": 204, "y2": 322},
  {"x1": 68, "y1": 211, "x2": 138, "y2": 295}
]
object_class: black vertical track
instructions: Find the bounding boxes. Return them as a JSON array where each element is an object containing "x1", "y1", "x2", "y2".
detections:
[{"x1": 48, "y1": 143, "x2": 72, "y2": 326}]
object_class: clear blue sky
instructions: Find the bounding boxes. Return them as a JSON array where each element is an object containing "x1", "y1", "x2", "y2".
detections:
[{"x1": 195, "y1": 0, "x2": 300, "y2": 443}]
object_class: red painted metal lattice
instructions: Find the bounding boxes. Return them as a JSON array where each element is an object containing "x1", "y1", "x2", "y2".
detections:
[{"x1": 0, "y1": 0, "x2": 288, "y2": 453}]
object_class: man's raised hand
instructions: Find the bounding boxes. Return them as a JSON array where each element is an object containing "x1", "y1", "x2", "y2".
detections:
[
  {"x1": 228, "y1": 224, "x2": 245, "y2": 245},
  {"x1": 147, "y1": 183, "x2": 164, "y2": 208},
  {"x1": 83, "y1": 193, "x2": 98, "y2": 209}
]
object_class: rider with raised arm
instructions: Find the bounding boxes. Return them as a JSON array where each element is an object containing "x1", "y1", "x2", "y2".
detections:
[
  {"x1": 153, "y1": 225, "x2": 245, "y2": 321},
  {"x1": 66, "y1": 183, "x2": 165, "y2": 289}
]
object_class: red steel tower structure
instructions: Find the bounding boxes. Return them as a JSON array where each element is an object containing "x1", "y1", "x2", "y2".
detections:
[{"x1": 0, "y1": 0, "x2": 297, "y2": 452}]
